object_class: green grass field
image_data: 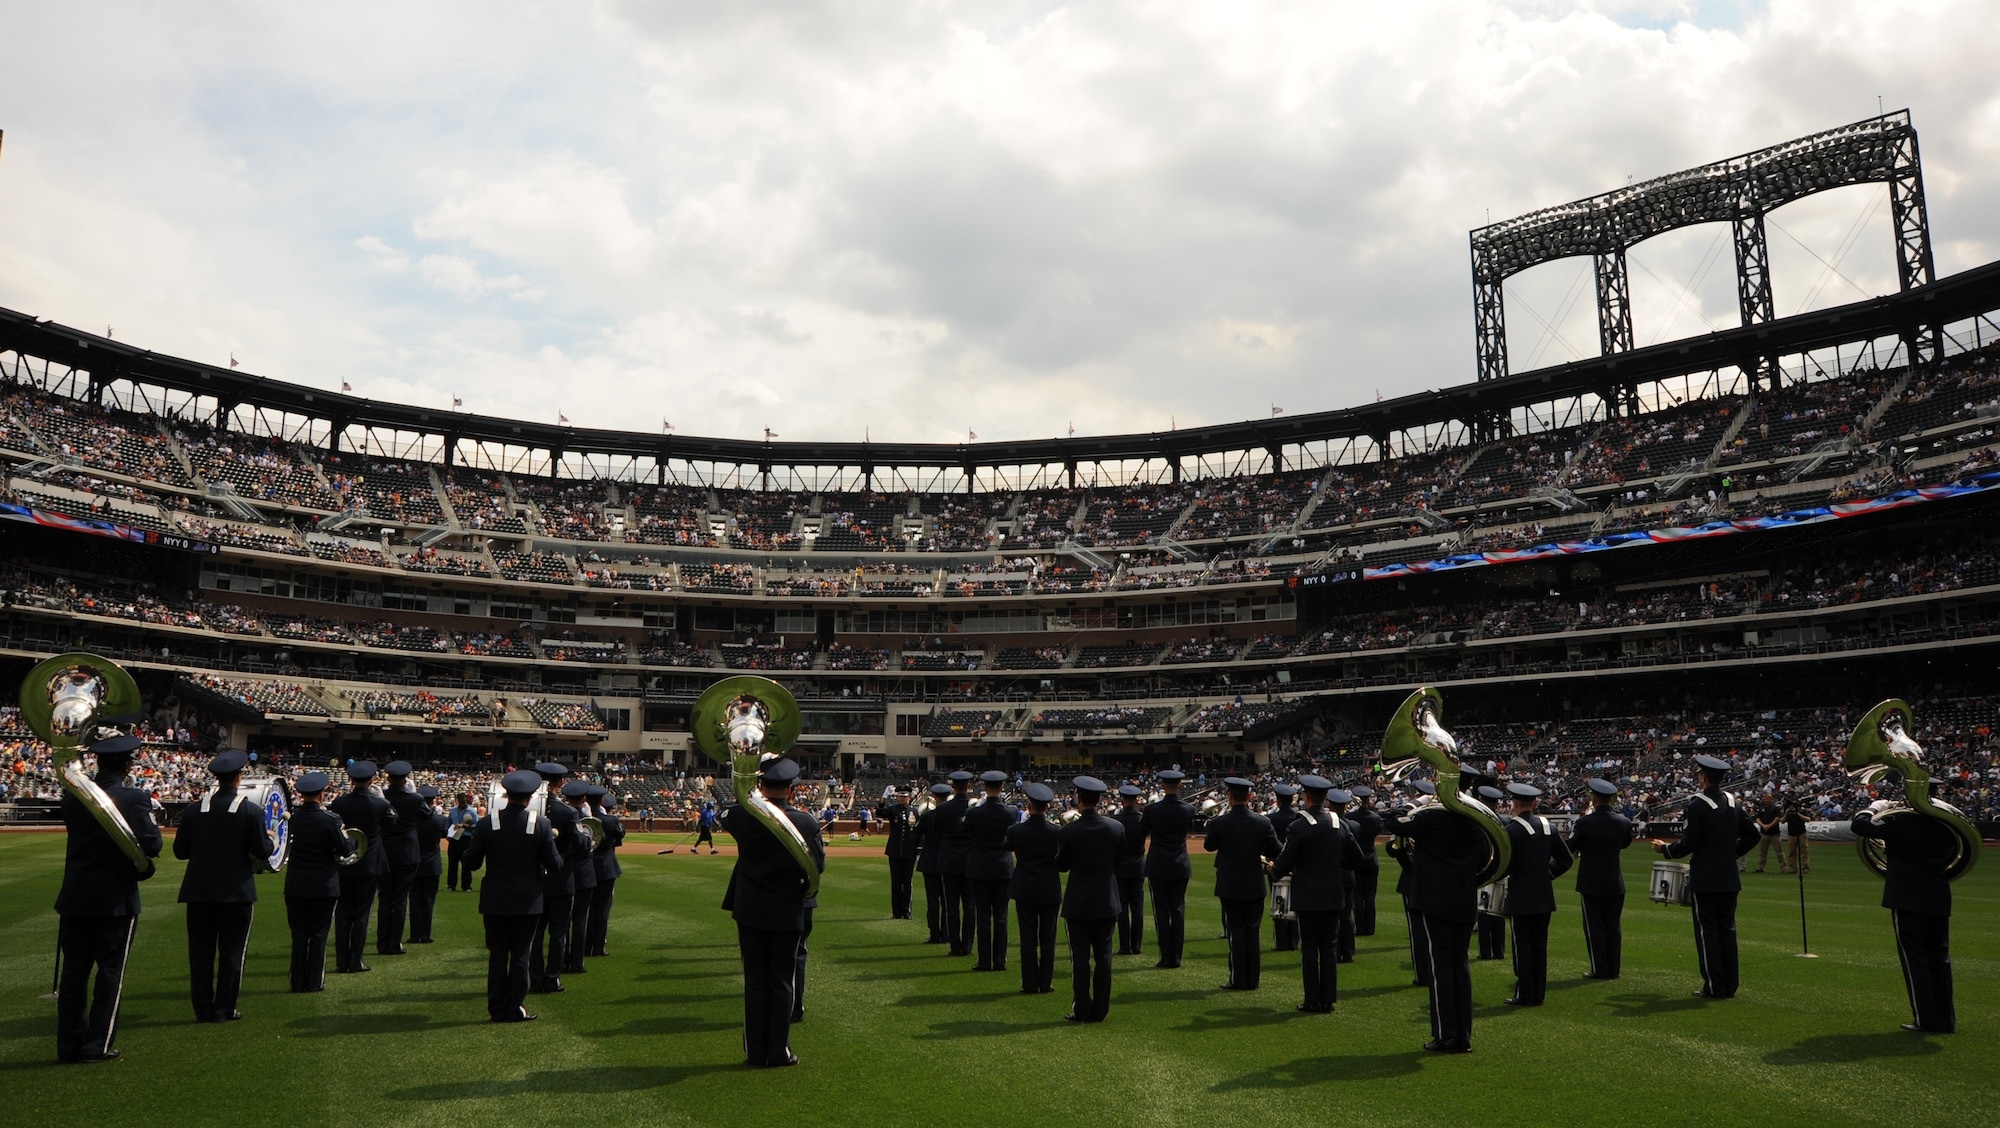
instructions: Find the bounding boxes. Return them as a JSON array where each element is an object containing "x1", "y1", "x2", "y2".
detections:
[{"x1": 1, "y1": 832, "x2": 1993, "y2": 1127}]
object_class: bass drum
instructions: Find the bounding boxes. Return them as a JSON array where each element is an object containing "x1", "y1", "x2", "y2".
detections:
[
  {"x1": 1650, "y1": 860, "x2": 1693, "y2": 906},
  {"x1": 240, "y1": 776, "x2": 292, "y2": 872},
  {"x1": 485, "y1": 776, "x2": 548, "y2": 826}
]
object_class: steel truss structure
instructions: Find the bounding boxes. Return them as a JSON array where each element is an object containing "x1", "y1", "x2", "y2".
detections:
[{"x1": 1471, "y1": 111, "x2": 1936, "y2": 390}]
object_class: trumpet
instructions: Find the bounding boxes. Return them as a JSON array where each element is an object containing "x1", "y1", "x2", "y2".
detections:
[{"x1": 19, "y1": 653, "x2": 150, "y2": 873}]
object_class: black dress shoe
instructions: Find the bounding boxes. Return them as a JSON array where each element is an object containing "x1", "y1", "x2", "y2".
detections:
[
  {"x1": 412, "y1": 938, "x2": 434, "y2": 944},
  {"x1": 77, "y1": 1050, "x2": 121, "y2": 1064},
  {"x1": 1064, "y1": 1011, "x2": 1087, "y2": 1022},
  {"x1": 1691, "y1": 988, "x2": 1715, "y2": 998},
  {"x1": 1153, "y1": 961, "x2": 1178, "y2": 969},
  {"x1": 772, "y1": 1051, "x2": 799, "y2": 1067},
  {"x1": 1296, "y1": 1003, "x2": 1329, "y2": 1013},
  {"x1": 379, "y1": 947, "x2": 408, "y2": 956},
  {"x1": 588, "y1": 949, "x2": 609, "y2": 957},
  {"x1": 531, "y1": 983, "x2": 566, "y2": 994},
  {"x1": 221, "y1": 1010, "x2": 243, "y2": 1021},
  {"x1": 971, "y1": 964, "x2": 992, "y2": 972},
  {"x1": 1422, "y1": 1038, "x2": 1470, "y2": 1053},
  {"x1": 490, "y1": 1011, "x2": 538, "y2": 1023}
]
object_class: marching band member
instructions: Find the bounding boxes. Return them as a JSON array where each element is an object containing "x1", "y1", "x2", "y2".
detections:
[
  {"x1": 585, "y1": 784, "x2": 623, "y2": 957},
  {"x1": 1853, "y1": 798, "x2": 1956, "y2": 1033},
  {"x1": 1653, "y1": 754, "x2": 1760, "y2": 999},
  {"x1": 1266, "y1": 783, "x2": 1304, "y2": 954},
  {"x1": 54, "y1": 729, "x2": 161, "y2": 1064},
  {"x1": 1056, "y1": 776, "x2": 1123, "y2": 1023},
  {"x1": 1112, "y1": 784, "x2": 1147, "y2": 956},
  {"x1": 408, "y1": 785, "x2": 448, "y2": 944},
  {"x1": 1501, "y1": 782, "x2": 1571, "y2": 1007},
  {"x1": 721, "y1": 757, "x2": 823, "y2": 1067},
  {"x1": 284, "y1": 771, "x2": 354, "y2": 991},
  {"x1": 329, "y1": 760, "x2": 394, "y2": 974},
  {"x1": 1139, "y1": 769, "x2": 1196, "y2": 969},
  {"x1": 1347, "y1": 786, "x2": 1384, "y2": 938},
  {"x1": 1569, "y1": 777, "x2": 1634, "y2": 979},
  {"x1": 964, "y1": 770, "x2": 1016, "y2": 973},
  {"x1": 376, "y1": 760, "x2": 424, "y2": 956},
  {"x1": 1203, "y1": 777, "x2": 1281, "y2": 991},
  {"x1": 1005, "y1": 782, "x2": 1062, "y2": 995},
  {"x1": 173, "y1": 749, "x2": 273, "y2": 1023},
  {"x1": 466, "y1": 769, "x2": 562, "y2": 1023},
  {"x1": 561, "y1": 780, "x2": 599, "y2": 975},
  {"x1": 1271, "y1": 778, "x2": 1366, "y2": 1014},
  {"x1": 1391, "y1": 779, "x2": 1485, "y2": 1053},
  {"x1": 881, "y1": 785, "x2": 919, "y2": 920},
  {"x1": 916, "y1": 782, "x2": 952, "y2": 943}
]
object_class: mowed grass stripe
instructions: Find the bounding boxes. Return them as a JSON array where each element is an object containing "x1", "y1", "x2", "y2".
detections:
[{"x1": 0, "y1": 835, "x2": 1992, "y2": 1127}]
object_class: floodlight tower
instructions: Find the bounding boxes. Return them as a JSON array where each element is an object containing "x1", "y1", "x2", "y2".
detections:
[{"x1": 1470, "y1": 112, "x2": 1937, "y2": 401}]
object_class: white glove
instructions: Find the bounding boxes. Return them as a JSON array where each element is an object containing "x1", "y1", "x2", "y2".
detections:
[{"x1": 1866, "y1": 798, "x2": 1893, "y2": 817}]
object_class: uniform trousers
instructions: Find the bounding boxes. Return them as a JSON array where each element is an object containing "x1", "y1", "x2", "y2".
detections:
[
  {"x1": 586, "y1": 878, "x2": 616, "y2": 955},
  {"x1": 483, "y1": 913, "x2": 536, "y2": 1020},
  {"x1": 1149, "y1": 877, "x2": 1189, "y2": 966},
  {"x1": 531, "y1": 893, "x2": 573, "y2": 988},
  {"x1": 376, "y1": 865, "x2": 416, "y2": 951},
  {"x1": 1297, "y1": 909, "x2": 1340, "y2": 1009},
  {"x1": 941, "y1": 873, "x2": 971, "y2": 955},
  {"x1": 1477, "y1": 911, "x2": 1507, "y2": 960},
  {"x1": 565, "y1": 885, "x2": 594, "y2": 971},
  {"x1": 1508, "y1": 911, "x2": 1551, "y2": 1004},
  {"x1": 446, "y1": 838, "x2": 470, "y2": 890},
  {"x1": 56, "y1": 914, "x2": 135, "y2": 1062},
  {"x1": 1066, "y1": 917, "x2": 1115, "y2": 1021},
  {"x1": 409, "y1": 873, "x2": 439, "y2": 942},
  {"x1": 1580, "y1": 892, "x2": 1624, "y2": 978},
  {"x1": 185, "y1": 902, "x2": 254, "y2": 1021},
  {"x1": 738, "y1": 925, "x2": 802, "y2": 1065},
  {"x1": 1690, "y1": 890, "x2": 1739, "y2": 997},
  {"x1": 1115, "y1": 876, "x2": 1145, "y2": 953},
  {"x1": 968, "y1": 878, "x2": 1010, "y2": 969},
  {"x1": 285, "y1": 896, "x2": 336, "y2": 991},
  {"x1": 1336, "y1": 893, "x2": 1356, "y2": 960},
  {"x1": 334, "y1": 873, "x2": 377, "y2": 972},
  {"x1": 887, "y1": 857, "x2": 915, "y2": 918},
  {"x1": 1419, "y1": 914, "x2": 1474, "y2": 1047},
  {"x1": 1891, "y1": 909, "x2": 1954, "y2": 1033},
  {"x1": 920, "y1": 872, "x2": 944, "y2": 941},
  {"x1": 1015, "y1": 901, "x2": 1058, "y2": 993},
  {"x1": 1403, "y1": 894, "x2": 1430, "y2": 985},
  {"x1": 1353, "y1": 866, "x2": 1379, "y2": 935},
  {"x1": 1219, "y1": 897, "x2": 1265, "y2": 988},
  {"x1": 793, "y1": 907, "x2": 814, "y2": 1021}
]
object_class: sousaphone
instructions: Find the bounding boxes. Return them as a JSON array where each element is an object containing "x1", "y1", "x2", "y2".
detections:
[
  {"x1": 691, "y1": 675, "x2": 817, "y2": 898},
  {"x1": 19, "y1": 652, "x2": 151, "y2": 873}
]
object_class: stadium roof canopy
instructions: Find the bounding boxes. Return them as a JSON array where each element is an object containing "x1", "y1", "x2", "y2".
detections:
[{"x1": 0, "y1": 258, "x2": 1996, "y2": 473}]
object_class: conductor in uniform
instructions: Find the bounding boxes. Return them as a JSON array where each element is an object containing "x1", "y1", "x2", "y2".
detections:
[
  {"x1": 1139, "y1": 768, "x2": 1195, "y2": 969},
  {"x1": 881, "y1": 785, "x2": 919, "y2": 920},
  {"x1": 585, "y1": 784, "x2": 624, "y2": 957},
  {"x1": 173, "y1": 748, "x2": 273, "y2": 1022},
  {"x1": 721, "y1": 757, "x2": 824, "y2": 1067},
  {"x1": 284, "y1": 771, "x2": 354, "y2": 992},
  {"x1": 937, "y1": 770, "x2": 975, "y2": 956},
  {"x1": 1271, "y1": 779, "x2": 1366, "y2": 1013},
  {"x1": 376, "y1": 760, "x2": 425, "y2": 955},
  {"x1": 1112, "y1": 783, "x2": 1146, "y2": 955},
  {"x1": 1204, "y1": 776, "x2": 1281, "y2": 990},
  {"x1": 54, "y1": 728, "x2": 161, "y2": 1064},
  {"x1": 1056, "y1": 775, "x2": 1123, "y2": 1022},
  {"x1": 964, "y1": 770, "x2": 1016, "y2": 972},
  {"x1": 330, "y1": 759, "x2": 394, "y2": 973},
  {"x1": 1265, "y1": 783, "x2": 1304, "y2": 952},
  {"x1": 1391, "y1": 779, "x2": 1485, "y2": 1053},
  {"x1": 1853, "y1": 798, "x2": 1956, "y2": 1033},
  {"x1": 1653, "y1": 753, "x2": 1759, "y2": 998},
  {"x1": 1004, "y1": 781, "x2": 1061, "y2": 995},
  {"x1": 915, "y1": 782, "x2": 951, "y2": 943},
  {"x1": 1568, "y1": 777, "x2": 1634, "y2": 979},
  {"x1": 409, "y1": 784, "x2": 448, "y2": 944},
  {"x1": 1348, "y1": 785, "x2": 1384, "y2": 936},
  {"x1": 464, "y1": 769, "x2": 562, "y2": 1022},
  {"x1": 1501, "y1": 781, "x2": 1571, "y2": 1007}
]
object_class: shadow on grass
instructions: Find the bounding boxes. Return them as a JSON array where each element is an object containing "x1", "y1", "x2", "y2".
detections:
[
  {"x1": 1213, "y1": 1051, "x2": 1424, "y2": 1090},
  {"x1": 579, "y1": 1015, "x2": 739, "y2": 1039},
  {"x1": 891, "y1": 991, "x2": 1021, "y2": 1007},
  {"x1": 1175, "y1": 1006, "x2": 1316, "y2": 1033},
  {"x1": 1601, "y1": 993, "x2": 1708, "y2": 1018},
  {"x1": 391, "y1": 1063, "x2": 736, "y2": 1099},
  {"x1": 631, "y1": 967, "x2": 738, "y2": 982},
  {"x1": 915, "y1": 1018, "x2": 1056, "y2": 1040},
  {"x1": 288, "y1": 1012, "x2": 489, "y2": 1037},
  {"x1": 1336, "y1": 984, "x2": 1422, "y2": 1001},
  {"x1": 1115, "y1": 989, "x2": 1225, "y2": 1004},
  {"x1": 1764, "y1": 1032, "x2": 1944, "y2": 1066},
  {"x1": 600, "y1": 991, "x2": 742, "y2": 1007}
]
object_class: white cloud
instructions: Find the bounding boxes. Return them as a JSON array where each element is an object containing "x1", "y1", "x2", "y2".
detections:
[{"x1": 0, "y1": 0, "x2": 1995, "y2": 447}]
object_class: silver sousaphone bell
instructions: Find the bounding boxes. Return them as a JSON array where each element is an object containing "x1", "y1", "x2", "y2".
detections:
[{"x1": 19, "y1": 652, "x2": 151, "y2": 873}]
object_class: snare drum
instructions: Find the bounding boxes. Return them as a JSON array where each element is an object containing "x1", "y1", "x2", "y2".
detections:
[
  {"x1": 240, "y1": 776, "x2": 292, "y2": 872},
  {"x1": 1477, "y1": 876, "x2": 1511, "y2": 917},
  {"x1": 1270, "y1": 876, "x2": 1297, "y2": 921},
  {"x1": 1650, "y1": 860, "x2": 1693, "y2": 906}
]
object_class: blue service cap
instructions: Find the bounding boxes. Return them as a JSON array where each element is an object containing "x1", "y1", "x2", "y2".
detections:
[
  {"x1": 295, "y1": 771, "x2": 331, "y2": 794},
  {"x1": 501, "y1": 769, "x2": 542, "y2": 795},
  {"x1": 1272, "y1": 782, "x2": 1299, "y2": 797},
  {"x1": 1023, "y1": 782, "x2": 1055, "y2": 804},
  {"x1": 929, "y1": 783, "x2": 953, "y2": 796},
  {"x1": 1298, "y1": 774, "x2": 1332, "y2": 792},
  {"x1": 1506, "y1": 782, "x2": 1543, "y2": 799},
  {"x1": 1694, "y1": 754, "x2": 1732, "y2": 773},
  {"x1": 586, "y1": 784, "x2": 608, "y2": 799},
  {"x1": 1072, "y1": 775, "x2": 1108, "y2": 795},
  {"x1": 1224, "y1": 776, "x2": 1253, "y2": 790},
  {"x1": 1476, "y1": 785, "x2": 1505, "y2": 801},
  {"x1": 87, "y1": 733, "x2": 143, "y2": 756},
  {"x1": 979, "y1": 770, "x2": 1008, "y2": 784},
  {"x1": 534, "y1": 761, "x2": 570, "y2": 778},
  {"x1": 416, "y1": 784, "x2": 440, "y2": 800},
  {"x1": 384, "y1": 760, "x2": 413, "y2": 777},
  {"x1": 1412, "y1": 779, "x2": 1437, "y2": 796},
  {"x1": 948, "y1": 770, "x2": 974, "y2": 783},
  {"x1": 1350, "y1": 785, "x2": 1374, "y2": 799},
  {"x1": 1459, "y1": 765, "x2": 1482, "y2": 782},
  {"x1": 207, "y1": 749, "x2": 249, "y2": 775},
  {"x1": 561, "y1": 779, "x2": 591, "y2": 799},
  {"x1": 1117, "y1": 783, "x2": 1143, "y2": 797},
  {"x1": 1586, "y1": 777, "x2": 1620, "y2": 796},
  {"x1": 1157, "y1": 769, "x2": 1185, "y2": 782},
  {"x1": 1326, "y1": 788, "x2": 1353, "y2": 805},
  {"x1": 758, "y1": 758, "x2": 801, "y2": 785}
]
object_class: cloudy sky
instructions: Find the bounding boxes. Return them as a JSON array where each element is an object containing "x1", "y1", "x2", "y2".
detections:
[{"x1": 2, "y1": 0, "x2": 1996, "y2": 446}]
